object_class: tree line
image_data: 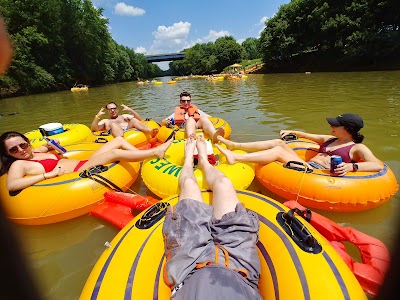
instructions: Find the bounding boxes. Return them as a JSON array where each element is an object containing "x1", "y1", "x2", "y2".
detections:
[
  {"x1": 169, "y1": 36, "x2": 260, "y2": 75},
  {"x1": 0, "y1": 0, "x2": 162, "y2": 98},
  {"x1": 259, "y1": 0, "x2": 400, "y2": 71}
]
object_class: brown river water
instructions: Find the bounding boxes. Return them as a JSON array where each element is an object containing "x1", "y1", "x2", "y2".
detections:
[{"x1": 0, "y1": 71, "x2": 399, "y2": 299}]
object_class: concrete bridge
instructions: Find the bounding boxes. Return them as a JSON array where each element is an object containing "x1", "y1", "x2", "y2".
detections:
[{"x1": 145, "y1": 52, "x2": 185, "y2": 63}]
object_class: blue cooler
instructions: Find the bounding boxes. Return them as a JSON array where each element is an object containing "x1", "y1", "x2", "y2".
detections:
[{"x1": 39, "y1": 123, "x2": 65, "y2": 137}]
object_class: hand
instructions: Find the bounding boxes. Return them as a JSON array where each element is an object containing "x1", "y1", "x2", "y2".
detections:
[
  {"x1": 165, "y1": 118, "x2": 172, "y2": 127},
  {"x1": 280, "y1": 130, "x2": 294, "y2": 139},
  {"x1": 334, "y1": 162, "x2": 352, "y2": 176},
  {"x1": 46, "y1": 166, "x2": 64, "y2": 179},
  {"x1": 97, "y1": 107, "x2": 106, "y2": 117},
  {"x1": 121, "y1": 103, "x2": 130, "y2": 111}
]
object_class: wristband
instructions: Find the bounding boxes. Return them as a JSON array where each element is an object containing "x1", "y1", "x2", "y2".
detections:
[
  {"x1": 95, "y1": 115, "x2": 101, "y2": 120},
  {"x1": 43, "y1": 173, "x2": 46, "y2": 179}
]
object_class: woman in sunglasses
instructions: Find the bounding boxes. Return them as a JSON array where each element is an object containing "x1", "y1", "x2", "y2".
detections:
[{"x1": 0, "y1": 131, "x2": 172, "y2": 192}]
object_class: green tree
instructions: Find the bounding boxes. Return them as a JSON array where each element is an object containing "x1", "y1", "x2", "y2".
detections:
[{"x1": 242, "y1": 37, "x2": 261, "y2": 60}]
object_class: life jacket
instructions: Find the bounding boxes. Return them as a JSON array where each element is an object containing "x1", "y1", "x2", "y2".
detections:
[{"x1": 174, "y1": 105, "x2": 201, "y2": 125}]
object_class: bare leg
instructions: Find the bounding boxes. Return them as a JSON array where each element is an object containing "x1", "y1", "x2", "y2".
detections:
[
  {"x1": 184, "y1": 117, "x2": 197, "y2": 138},
  {"x1": 197, "y1": 135, "x2": 238, "y2": 219},
  {"x1": 196, "y1": 117, "x2": 224, "y2": 143},
  {"x1": 77, "y1": 138, "x2": 173, "y2": 171},
  {"x1": 178, "y1": 137, "x2": 203, "y2": 202},
  {"x1": 128, "y1": 118, "x2": 159, "y2": 137},
  {"x1": 215, "y1": 143, "x2": 305, "y2": 165},
  {"x1": 218, "y1": 136, "x2": 287, "y2": 152}
]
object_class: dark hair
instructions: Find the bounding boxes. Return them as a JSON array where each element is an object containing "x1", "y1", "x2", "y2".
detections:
[
  {"x1": 344, "y1": 126, "x2": 364, "y2": 143},
  {"x1": 106, "y1": 102, "x2": 118, "y2": 109},
  {"x1": 179, "y1": 91, "x2": 191, "y2": 99},
  {"x1": 0, "y1": 131, "x2": 29, "y2": 176}
]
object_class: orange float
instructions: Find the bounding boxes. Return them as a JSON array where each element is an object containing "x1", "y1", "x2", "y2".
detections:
[
  {"x1": 283, "y1": 200, "x2": 390, "y2": 297},
  {"x1": 90, "y1": 191, "x2": 158, "y2": 229},
  {"x1": 255, "y1": 138, "x2": 398, "y2": 212}
]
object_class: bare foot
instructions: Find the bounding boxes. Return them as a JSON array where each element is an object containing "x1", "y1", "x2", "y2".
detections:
[
  {"x1": 184, "y1": 137, "x2": 196, "y2": 161},
  {"x1": 196, "y1": 135, "x2": 209, "y2": 169},
  {"x1": 212, "y1": 127, "x2": 225, "y2": 144},
  {"x1": 217, "y1": 136, "x2": 236, "y2": 150},
  {"x1": 151, "y1": 128, "x2": 159, "y2": 138},
  {"x1": 155, "y1": 139, "x2": 173, "y2": 159},
  {"x1": 215, "y1": 144, "x2": 236, "y2": 164}
]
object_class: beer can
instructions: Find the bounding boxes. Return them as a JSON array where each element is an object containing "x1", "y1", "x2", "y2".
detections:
[{"x1": 330, "y1": 155, "x2": 342, "y2": 174}]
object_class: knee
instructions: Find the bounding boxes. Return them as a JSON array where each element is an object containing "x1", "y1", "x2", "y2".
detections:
[
  {"x1": 214, "y1": 176, "x2": 233, "y2": 188},
  {"x1": 113, "y1": 136, "x2": 124, "y2": 145},
  {"x1": 179, "y1": 176, "x2": 198, "y2": 188},
  {"x1": 275, "y1": 139, "x2": 286, "y2": 147}
]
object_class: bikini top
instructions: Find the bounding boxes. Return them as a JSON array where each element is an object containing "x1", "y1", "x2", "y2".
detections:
[
  {"x1": 319, "y1": 138, "x2": 355, "y2": 163},
  {"x1": 30, "y1": 153, "x2": 61, "y2": 172}
]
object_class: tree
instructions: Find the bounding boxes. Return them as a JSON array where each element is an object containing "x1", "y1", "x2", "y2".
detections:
[{"x1": 242, "y1": 37, "x2": 261, "y2": 60}]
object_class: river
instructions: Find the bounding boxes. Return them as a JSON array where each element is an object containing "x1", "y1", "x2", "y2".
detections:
[{"x1": 1, "y1": 71, "x2": 399, "y2": 299}]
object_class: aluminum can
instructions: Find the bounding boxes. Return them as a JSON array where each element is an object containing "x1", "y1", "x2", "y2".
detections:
[{"x1": 330, "y1": 155, "x2": 342, "y2": 174}]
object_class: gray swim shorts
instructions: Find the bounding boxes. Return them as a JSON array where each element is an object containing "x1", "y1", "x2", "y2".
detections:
[
  {"x1": 308, "y1": 161, "x2": 326, "y2": 170},
  {"x1": 162, "y1": 199, "x2": 261, "y2": 291}
]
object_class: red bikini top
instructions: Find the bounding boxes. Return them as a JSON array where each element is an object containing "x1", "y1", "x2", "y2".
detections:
[{"x1": 30, "y1": 153, "x2": 61, "y2": 172}]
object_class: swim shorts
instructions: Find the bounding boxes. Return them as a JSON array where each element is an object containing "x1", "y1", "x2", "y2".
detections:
[{"x1": 162, "y1": 199, "x2": 261, "y2": 292}]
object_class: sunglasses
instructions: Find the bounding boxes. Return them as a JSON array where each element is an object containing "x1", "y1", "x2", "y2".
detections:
[
  {"x1": 8, "y1": 142, "x2": 30, "y2": 154},
  {"x1": 180, "y1": 100, "x2": 191, "y2": 103},
  {"x1": 107, "y1": 107, "x2": 118, "y2": 111}
]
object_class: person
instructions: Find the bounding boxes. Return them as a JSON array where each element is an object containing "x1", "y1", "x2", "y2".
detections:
[
  {"x1": 216, "y1": 113, "x2": 383, "y2": 176},
  {"x1": 91, "y1": 102, "x2": 159, "y2": 138},
  {"x1": 161, "y1": 91, "x2": 224, "y2": 143},
  {"x1": 162, "y1": 135, "x2": 262, "y2": 299},
  {"x1": 0, "y1": 131, "x2": 172, "y2": 191}
]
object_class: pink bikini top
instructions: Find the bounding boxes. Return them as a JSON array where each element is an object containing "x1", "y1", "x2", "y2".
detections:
[
  {"x1": 30, "y1": 153, "x2": 61, "y2": 172},
  {"x1": 319, "y1": 138, "x2": 355, "y2": 163}
]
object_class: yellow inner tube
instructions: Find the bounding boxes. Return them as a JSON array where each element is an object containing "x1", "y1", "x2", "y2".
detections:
[
  {"x1": 141, "y1": 138, "x2": 254, "y2": 198},
  {"x1": 25, "y1": 123, "x2": 92, "y2": 148},
  {"x1": 80, "y1": 190, "x2": 366, "y2": 300}
]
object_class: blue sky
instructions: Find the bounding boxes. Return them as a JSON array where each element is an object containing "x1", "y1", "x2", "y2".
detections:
[{"x1": 91, "y1": 0, "x2": 290, "y2": 69}]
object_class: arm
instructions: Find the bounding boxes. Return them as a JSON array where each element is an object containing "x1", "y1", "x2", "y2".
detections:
[
  {"x1": 334, "y1": 144, "x2": 383, "y2": 176},
  {"x1": 280, "y1": 130, "x2": 334, "y2": 144},
  {"x1": 6, "y1": 162, "x2": 63, "y2": 191},
  {"x1": 91, "y1": 107, "x2": 106, "y2": 132},
  {"x1": 33, "y1": 138, "x2": 62, "y2": 153},
  {"x1": 121, "y1": 104, "x2": 143, "y2": 121},
  {"x1": 161, "y1": 113, "x2": 175, "y2": 126}
]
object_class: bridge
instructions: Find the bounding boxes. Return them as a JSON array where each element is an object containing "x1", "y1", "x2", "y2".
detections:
[{"x1": 145, "y1": 52, "x2": 185, "y2": 63}]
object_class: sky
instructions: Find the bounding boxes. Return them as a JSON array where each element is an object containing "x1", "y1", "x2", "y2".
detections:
[{"x1": 91, "y1": 0, "x2": 290, "y2": 69}]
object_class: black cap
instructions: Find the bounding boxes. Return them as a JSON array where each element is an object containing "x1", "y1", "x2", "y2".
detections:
[{"x1": 326, "y1": 113, "x2": 364, "y2": 131}]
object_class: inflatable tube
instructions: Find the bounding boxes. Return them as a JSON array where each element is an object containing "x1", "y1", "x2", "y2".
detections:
[
  {"x1": 0, "y1": 143, "x2": 140, "y2": 225},
  {"x1": 71, "y1": 86, "x2": 88, "y2": 92},
  {"x1": 166, "y1": 80, "x2": 176, "y2": 84},
  {"x1": 157, "y1": 116, "x2": 232, "y2": 143},
  {"x1": 256, "y1": 138, "x2": 399, "y2": 212},
  {"x1": 283, "y1": 200, "x2": 390, "y2": 297},
  {"x1": 153, "y1": 81, "x2": 163, "y2": 85},
  {"x1": 80, "y1": 190, "x2": 366, "y2": 300},
  {"x1": 141, "y1": 138, "x2": 255, "y2": 198},
  {"x1": 89, "y1": 119, "x2": 160, "y2": 146},
  {"x1": 25, "y1": 123, "x2": 92, "y2": 148}
]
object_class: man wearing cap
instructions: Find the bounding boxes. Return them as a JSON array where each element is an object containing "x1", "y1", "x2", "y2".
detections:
[
  {"x1": 215, "y1": 113, "x2": 383, "y2": 176},
  {"x1": 91, "y1": 102, "x2": 158, "y2": 138}
]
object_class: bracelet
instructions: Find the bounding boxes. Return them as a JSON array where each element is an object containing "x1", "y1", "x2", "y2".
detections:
[
  {"x1": 43, "y1": 173, "x2": 46, "y2": 180},
  {"x1": 95, "y1": 115, "x2": 101, "y2": 120}
]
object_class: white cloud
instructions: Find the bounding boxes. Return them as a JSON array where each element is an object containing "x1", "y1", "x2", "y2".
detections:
[
  {"x1": 187, "y1": 30, "x2": 230, "y2": 47},
  {"x1": 237, "y1": 38, "x2": 245, "y2": 45},
  {"x1": 259, "y1": 16, "x2": 269, "y2": 25},
  {"x1": 152, "y1": 22, "x2": 191, "y2": 40},
  {"x1": 135, "y1": 46, "x2": 147, "y2": 54},
  {"x1": 114, "y1": 2, "x2": 145, "y2": 16},
  {"x1": 149, "y1": 22, "x2": 191, "y2": 54}
]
